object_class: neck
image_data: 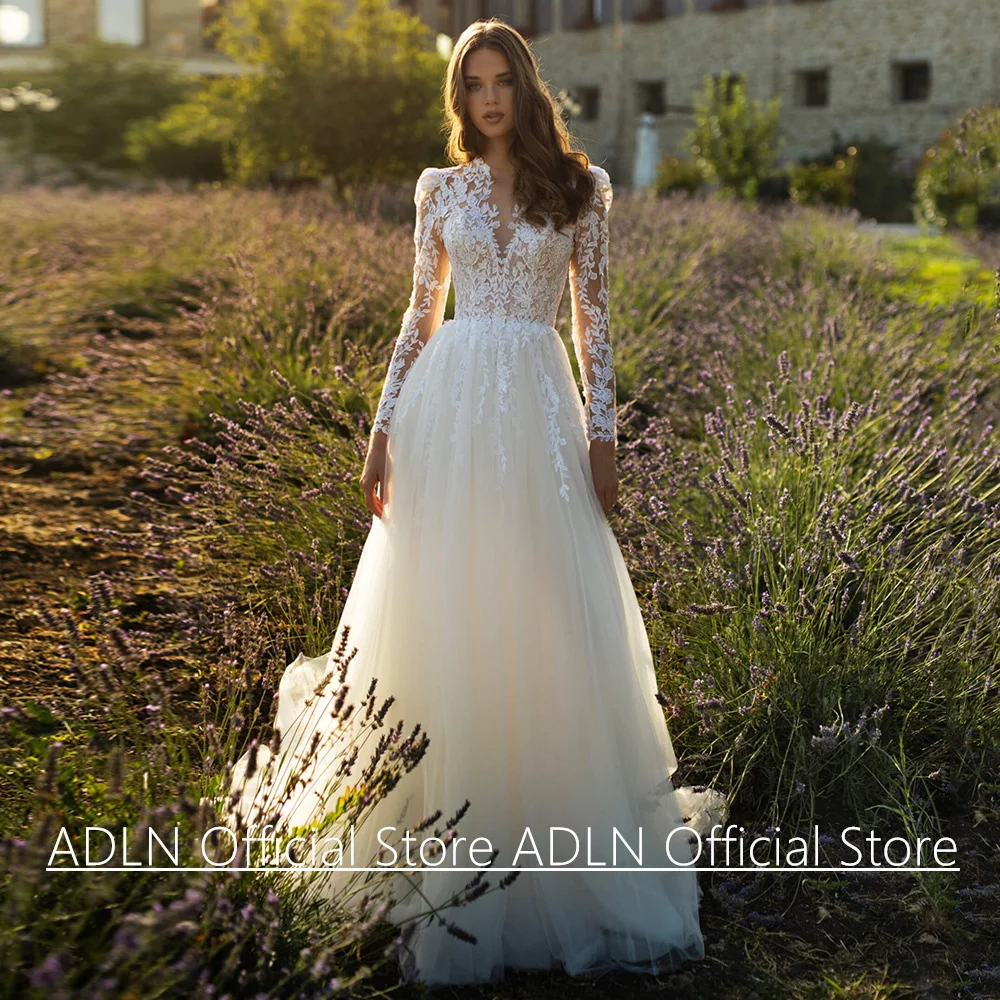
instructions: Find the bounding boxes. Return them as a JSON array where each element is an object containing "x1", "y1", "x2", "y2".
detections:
[{"x1": 481, "y1": 135, "x2": 515, "y2": 174}]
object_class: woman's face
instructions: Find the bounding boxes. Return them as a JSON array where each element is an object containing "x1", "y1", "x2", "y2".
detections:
[{"x1": 462, "y1": 47, "x2": 515, "y2": 141}]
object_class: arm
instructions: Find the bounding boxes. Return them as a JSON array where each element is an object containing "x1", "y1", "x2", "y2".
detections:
[
  {"x1": 569, "y1": 165, "x2": 616, "y2": 448},
  {"x1": 372, "y1": 168, "x2": 452, "y2": 436}
]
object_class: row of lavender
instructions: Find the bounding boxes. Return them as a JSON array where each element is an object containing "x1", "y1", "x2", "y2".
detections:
[{"x1": 1, "y1": 187, "x2": 998, "y2": 996}]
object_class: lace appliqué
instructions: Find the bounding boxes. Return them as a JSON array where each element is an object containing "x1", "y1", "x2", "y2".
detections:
[
  {"x1": 569, "y1": 167, "x2": 617, "y2": 446},
  {"x1": 372, "y1": 168, "x2": 451, "y2": 435},
  {"x1": 373, "y1": 158, "x2": 616, "y2": 502}
]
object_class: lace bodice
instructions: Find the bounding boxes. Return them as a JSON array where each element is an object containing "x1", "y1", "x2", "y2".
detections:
[{"x1": 372, "y1": 156, "x2": 617, "y2": 445}]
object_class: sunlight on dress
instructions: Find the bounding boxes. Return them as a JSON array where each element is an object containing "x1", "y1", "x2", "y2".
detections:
[{"x1": 227, "y1": 156, "x2": 729, "y2": 986}]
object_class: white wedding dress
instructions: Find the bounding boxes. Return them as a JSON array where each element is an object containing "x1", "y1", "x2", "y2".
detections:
[{"x1": 227, "y1": 156, "x2": 728, "y2": 986}]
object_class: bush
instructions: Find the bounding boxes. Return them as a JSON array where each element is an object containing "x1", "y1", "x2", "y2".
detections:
[
  {"x1": 208, "y1": 0, "x2": 447, "y2": 189},
  {"x1": 915, "y1": 105, "x2": 1000, "y2": 231},
  {"x1": 125, "y1": 81, "x2": 234, "y2": 183},
  {"x1": 789, "y1": 158, "x2": 856, "y2": 208},
  {"x1": 756, "y1": 170, "x2": 791, "y2": 204},
  {"x1": 687, "y1": 71, "x2": 784, "y2": 201},
  {"x1": 655, "y1": 155, "x2": 705, "y2": 195},
  {"x1": 0, "y1": 39, "x2": 191, "y2": 181},
  {"x1": 825, "y1": 134, "x2": 916, "y2": 223}
]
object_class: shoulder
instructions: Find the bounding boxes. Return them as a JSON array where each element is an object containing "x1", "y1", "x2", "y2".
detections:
[
  {"x1": 587, "y1": 164, "x2": 613, "y2": 213},
  {"x1": 414, "y1": 166, "x2": 442, "y2": 200},
  {"x1": 414, "y1": 165, "x2": 461, "y2": 207}
]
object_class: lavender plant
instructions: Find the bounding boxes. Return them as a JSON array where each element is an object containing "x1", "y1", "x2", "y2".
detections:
[{"x1": 620, "y1": 348, "x2": 999, "y2": 822}]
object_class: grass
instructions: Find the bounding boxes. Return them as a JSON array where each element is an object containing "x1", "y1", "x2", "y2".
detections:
[
  {"x1": 878, "y1": 234, "x2": 996, "y2": 307},
  {"x1": 0, "y1": 184, "x2": 997, "y2": 999}
]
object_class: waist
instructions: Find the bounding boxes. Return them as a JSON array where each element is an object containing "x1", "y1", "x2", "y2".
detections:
[{"x1": 443, "y1": 316, "x2": 556, "y2": 335}]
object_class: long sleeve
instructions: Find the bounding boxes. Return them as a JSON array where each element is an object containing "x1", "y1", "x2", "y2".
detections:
[
  {"x1": 372, "y1": 168, "x2": 452, "y2": 435},
  {"x1": 568, "y1": 165, "x2": 617, "y2": 446}
]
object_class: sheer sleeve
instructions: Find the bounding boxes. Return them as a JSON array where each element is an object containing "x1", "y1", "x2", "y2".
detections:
[
  {"x1": 372, "y1": 168, "x2": 452, "y2": 435},
  {"x1": 569, "y1": 164, "x2": 616, "y2": 446}
]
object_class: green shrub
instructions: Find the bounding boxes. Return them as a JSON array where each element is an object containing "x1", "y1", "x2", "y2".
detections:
[
  {"x1": 208, "y1": 0, "x2": 447, "y2": 188},
  {"x1": 687, "y1": 71, "x2": 784, "y2": 201},
  {"x1": 824, "y1": 134, "x2": 916, "y2": 223},
  {"x1": 915, "y1": 105, "x2": 1000, "y2": 231},
  {"x1": 655, "y1": 155, "x2": 705, "y2": 195},
  {"x1": 0, "y1": 39, "x2": 191, "y2": 180},
  {"x1": 125, "y1": 81, "x2": 234, "y2": 182},
  {"x1": 756, "y1": 170, "x2": 792, "y2": 203},
  {"x1": 789, "y1": 157, "x2": 856, "y2": 208}
]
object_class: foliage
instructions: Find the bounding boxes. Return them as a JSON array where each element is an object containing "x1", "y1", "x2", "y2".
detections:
[
  {"x1": 756, "y1": 169, "x2": 792, "y2": 204},
  {"x1": 0, "y1": 39, "x2": 190, "y2": 181},
  {"x1": 655, "y1": 155, "x2": 705, "y2": 195},
  {"x1": 789, "y1": 157, "x2": 856, "y2": 208},
  {"x1": 2, "y1": 184, "x2": 999, "y2": 988},
  {"x1": 915, "y1": 104, "x2": 1000, "y2": 231},
  {"x1": 687, "y1": 71, "x2": 784, "y2": 201},
  {"x1": 204, "y1": 0, "x2": 447, "y2": 188},
  {"x1": 0, "y1": 82, "x2": 61, "y2": 184},
  {"x1": 124, "y1": 83, "x2": 234, "y2": 182},
  {"x1": 823, "y1": 133, "x2": 916, "y2": 224}
]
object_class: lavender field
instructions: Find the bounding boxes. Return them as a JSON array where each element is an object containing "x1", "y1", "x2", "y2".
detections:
[{"x1": 1, "y1": 182, "x2": 998, "y2": 999}]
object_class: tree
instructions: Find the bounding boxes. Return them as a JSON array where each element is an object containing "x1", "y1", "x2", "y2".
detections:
[
  {"x1": 0, "y1": 40, "x2": 190, "y2": 181},
  {"x1": 206, "y1": 0, "x2": 448, "y2": 189},
  {"x1": 687, "y1": 72, "x2": 783, "y2": 201},
  {"x1": 915, "y1": 105, "x2": 1000, "y2": 231}
]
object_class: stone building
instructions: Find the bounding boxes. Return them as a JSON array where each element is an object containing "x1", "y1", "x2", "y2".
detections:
[{"x1": 1, "y1": 0, "x2": 997, "y2": 183}]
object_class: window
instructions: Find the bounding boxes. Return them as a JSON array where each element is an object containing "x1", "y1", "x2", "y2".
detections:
[
  {"x1": 567, "y1": 0, "x2": 602, "y2": 30},
  {"x1": 0, "y1": 0, "x2": 44, "y2": 47},
  {"x1": 795, "y1": 69, "x2": 829, "y2": 107},
  {"x1": 98, "y1": 0, "x2": 145, "y2": 46},
  {"x1": 894, "y1": 61, "x2": 931, "y2": 103},
  {"x1": 435, "y1": 0, "x2": 456, "y2": 34},
  {"x1": 576, "y1": 85, "x2": 600, "y2": 122},
  {"x1": 463, "y1": 0, "x2": 489, "y2": 24},
  {"x1": 513, "y1": 0, "x2": 538, "y2": 34},
  {"x1": 630, "y1": 0, "x2": 661, "y2": 19},
  {"x1": 202, "y1": 0, "x2": 227, "y2": 51},
  {"x1": 625, "y1": 0, "x2": 685, "y2": 17},
  {"x1": 636, "y1": 80, "x2": 665, "y2": 116},
  {"x1": 713, "y1": 72, "x2": 744, "y2": 102}
]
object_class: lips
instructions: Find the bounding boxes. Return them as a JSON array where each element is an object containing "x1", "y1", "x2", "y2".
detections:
[{"x1": 483, "y1": 113, "x2": 504, "y2": 123}]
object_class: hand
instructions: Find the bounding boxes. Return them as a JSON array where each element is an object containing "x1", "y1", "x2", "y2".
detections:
[
  {"x1": 589, "y1": 439, "x2": 618, "y2": 516},
  {"x1": 361, "y1": 430, "x2": 388, "y2": 519}
]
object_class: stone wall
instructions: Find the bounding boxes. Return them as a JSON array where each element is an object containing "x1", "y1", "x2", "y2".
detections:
[
  {"x1": 528, "y1": 0, "x2": 1000, "y2": 182},
  {"x1": 0, "y1": 0, "x2": 209, "y2": 61},
  {"x1": 2, "y1": 0, "x2": 998, "y2": 186}
]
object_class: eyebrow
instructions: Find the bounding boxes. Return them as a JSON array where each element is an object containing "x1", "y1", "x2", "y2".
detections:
[{"x1": 463, "y1": 70, "x2": 513, "y2": 81}]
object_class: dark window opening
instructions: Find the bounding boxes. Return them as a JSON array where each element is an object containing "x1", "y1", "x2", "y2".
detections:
[
  {"x1": 576, "y1": 85, "x2": 601, "y2": 121},
  {"x1": 636, "y1": 80, "x2": 666, "y2": 116},
  {"x1": 895, "y1": 61, "x2": 931, "y2": 103},
  {"x1": 713, "y1": 72, "x2": 744, "y2": 102},
  {"x1": 796, "y1": 69, "x2": 829, "y2": 107}
]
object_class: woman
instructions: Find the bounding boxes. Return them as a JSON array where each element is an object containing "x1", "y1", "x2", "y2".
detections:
[{"x1": 229, "y1": 18, "x2": 726, "y2": 987}]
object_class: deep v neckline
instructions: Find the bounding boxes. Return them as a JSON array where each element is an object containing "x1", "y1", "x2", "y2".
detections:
[{"x1": 470, "y1": 157, "x2": 522, "y2": 263}]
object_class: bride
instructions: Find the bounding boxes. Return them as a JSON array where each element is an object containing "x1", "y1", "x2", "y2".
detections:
[{"x1": 227, "y1": 17, "x2": 727, "y2": 987}]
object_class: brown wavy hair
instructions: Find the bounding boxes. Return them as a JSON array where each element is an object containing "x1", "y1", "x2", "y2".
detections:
[{"x1": 441, "y1": 18, "x2": 597, "y2": 233}]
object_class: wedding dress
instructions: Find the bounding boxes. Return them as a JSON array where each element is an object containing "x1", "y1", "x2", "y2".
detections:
[{"x1": 227, "y1": 156, "x2": 728, "y2": 986}]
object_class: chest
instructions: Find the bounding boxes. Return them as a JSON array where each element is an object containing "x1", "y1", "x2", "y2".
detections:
[{"x1": 441, "y1": 185, "x2": 577, "y2": 274}]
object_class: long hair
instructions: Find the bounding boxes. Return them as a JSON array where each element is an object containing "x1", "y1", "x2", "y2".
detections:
[{"x1": 441, "y1": 18, "x2": 597, "y2": 232}]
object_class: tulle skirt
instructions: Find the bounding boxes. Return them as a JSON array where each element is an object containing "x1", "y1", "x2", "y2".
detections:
[{"x1": 227, "y1": 317, "x2": 728, "y2": 986}]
